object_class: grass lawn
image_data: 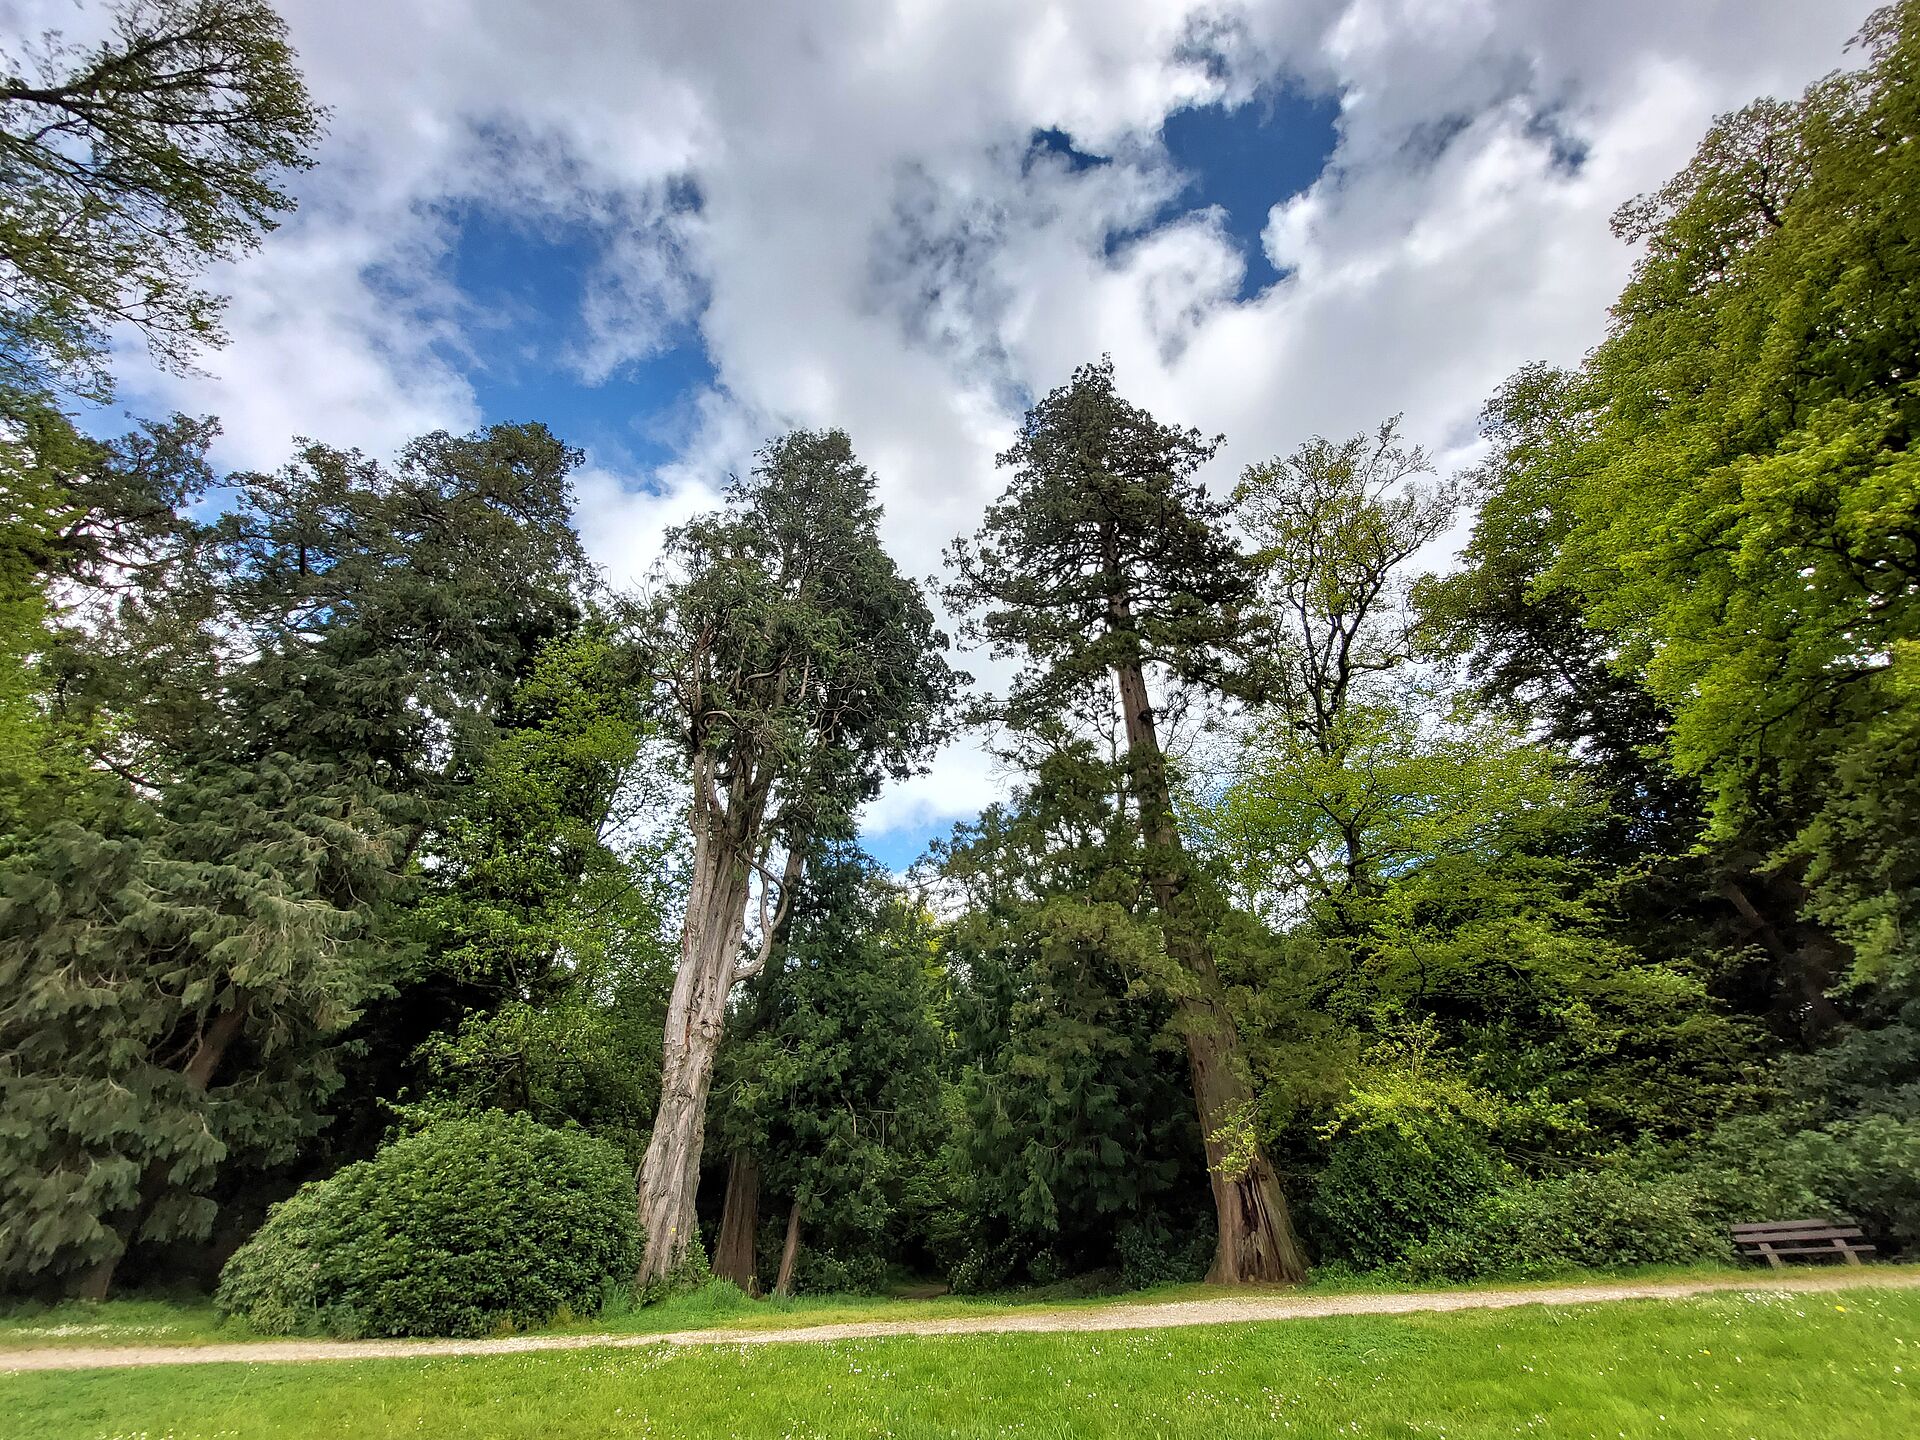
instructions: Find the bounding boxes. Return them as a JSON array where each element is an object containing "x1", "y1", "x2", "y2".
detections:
[
  {"x1": 0, "y1": 1260, "x2": 1802, "y2": 1352},
  {"x1": 7, "y1": 1288, "x2": 1918, "y2": 1439}
]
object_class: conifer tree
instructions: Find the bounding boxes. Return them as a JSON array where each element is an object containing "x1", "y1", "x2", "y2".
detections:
[
  {"x1": 0, "y1": 421, "x2": 592, "y2": 1296},
  {"x1": 931, "y1": 736, "x2": 1210, "y2": 1290},
  {"x1": 632, "y1": 430, "x2": 953, "y2": 1288},
  {"x1": 945, "y1": 358, "x2": 1309, "y2": 1283},
  {"x1": 710, "y1": 846, "x2": 947, "y2": 1296}
]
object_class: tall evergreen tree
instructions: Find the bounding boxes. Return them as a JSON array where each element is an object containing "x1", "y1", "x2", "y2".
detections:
[
  {"x1": 0, "y1": 420, "x2": 592, "y2": 1297},
  {"x1": 930, "y1": 736, "x2": 1210, "y2": 1290},
  {"x1": 710, "y1": 847, "x2": 947, "y2": 1296},
  {"x1": 631, "y1": 429, "x2": 954, "y2": 1288},
  {"x1": 945, "y1": 358, "x2": 1309, "y2": 1284}
]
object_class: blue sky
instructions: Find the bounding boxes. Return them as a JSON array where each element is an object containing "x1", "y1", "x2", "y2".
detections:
[
  {"x1": 438, "y1": 206, "x2": 715, "y2": 478},
  {"x1": 67, "y1": 0, "x2": 1869, "y2": 875}
]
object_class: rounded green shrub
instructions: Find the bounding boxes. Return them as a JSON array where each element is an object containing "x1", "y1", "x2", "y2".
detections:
[
  {"x1": 1307, "y1": 1125, "x2": 1502, "y2": 1269},
  {"x1": 216, "y1": 1112, "x2": 640, "y2": 1337},
  {"x1": 1114, "y1": 1218, "x2": 1212, "y2": 1289},
  {"x1": 1401, "y1": 1169, "x2": 1728, "y2": 1282}
]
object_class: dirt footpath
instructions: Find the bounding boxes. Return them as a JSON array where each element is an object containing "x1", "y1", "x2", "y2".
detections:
[{"x1": 8, "y1": 1268, "x2": 1918, "y2": 1373}]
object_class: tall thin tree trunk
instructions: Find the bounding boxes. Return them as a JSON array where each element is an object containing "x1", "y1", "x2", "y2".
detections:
[
  {"x1": 706, "y1": 844, "x2": 805, "y2": 1297},
  {"x1": 712, "y1": 1148, "x2": 762, "y2": 1294},
  {"x1": 774, "y1": 1196, "x2": 802, "y2": 1297},
  {"x1": 1111, "y1": 637, "x2": 1309, "y2": 1285},
  {"x1": 634, "y1": 760, "x2": 761, "y2": 1289}
]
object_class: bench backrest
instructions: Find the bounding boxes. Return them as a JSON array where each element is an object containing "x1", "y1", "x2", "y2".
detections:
[{"x1": 1732, "y1": 1220, "x2": 1866, "y2": 1243}]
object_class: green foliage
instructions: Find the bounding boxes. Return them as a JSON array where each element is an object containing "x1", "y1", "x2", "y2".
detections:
[
  {"x1": 0, "y1": 419, "x2": 594, "y2": 1295},
  {"x1": 215, "y1": 1113, "x2": 639, "y2": 1338},
  {"x1": 1305, "y1": 1022, "x2": 1507, "y2": 1268},
  {"x1": 1681, "y1": 1112, "x2": 1920, "y2": 1252},
  {"x1": 943, "y1": 356, "x2": 1252, "y2": 727},
  {"x1": 929, "y1": 747, "x2": 1208, "y2": 1287},
  {"x1": 1310, "y1": 1128, "x2": 1500, "y2": 1271},
  {"x1": 1402, "y1": 1171, "x2": 1729, "y2": 1282},
  {"x1": 792, "y1": 1247, "x2": 889, "y2": 1296},
  {"x1": 712, "y1": 847, "x2": 948, "y2": 1291},
  {"x1": 636, "y1": 1234, "x2": 713, "y2": 1307},
  {"x1": 646, "y1": 428, "x2": 956, "y2": 847},
  {"x1": 1443, "y1": 2, "x2": 1920, "y2": 989},
  {"x1": 404, "y1": 628, "x2": 681, "y2": 1163},
  {"x1": 0, "y1": 0, "x2": 324, "y2": 398},
  {"x1": 944, "y1": 357, "x2": 1307, "y2": 1283},
  {"x1": 1112, "y1": 1218, "x2": 1211, "y2": 1290}
]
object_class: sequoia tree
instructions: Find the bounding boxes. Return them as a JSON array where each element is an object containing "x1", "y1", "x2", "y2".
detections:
[
  {"x1": 945, "y1": 359, "x2": 1308, "y2": 1284},
  {"x1": 633, "y1": 429, "x2": 952, "y2": 1288}
]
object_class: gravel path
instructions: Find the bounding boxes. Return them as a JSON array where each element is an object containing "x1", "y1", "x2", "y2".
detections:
[{"x1": 8, "y1": 1268, "x2": 1917, "y2": 1373}]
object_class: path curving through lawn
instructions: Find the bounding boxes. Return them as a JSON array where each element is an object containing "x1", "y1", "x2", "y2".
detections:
[{"x1": 8, "y1": 1268, "x2": 1918, "y2": 1373}]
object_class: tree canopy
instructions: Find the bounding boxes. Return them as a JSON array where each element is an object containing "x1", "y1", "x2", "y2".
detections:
[{"x1": 0, "y1": 0, "x2": 323, "y2": 399}]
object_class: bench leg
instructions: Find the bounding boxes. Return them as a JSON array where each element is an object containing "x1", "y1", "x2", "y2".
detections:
[
  {"x1": 1834, "y1": 1237, "x2": 1863, "y2": 1266},
  {"x1": 1759, "y1": 1242, "x2": 1784, "y2": 1270}
]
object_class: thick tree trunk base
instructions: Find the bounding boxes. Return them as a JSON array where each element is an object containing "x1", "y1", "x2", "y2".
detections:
[
  {"x1": 1205, "y1": 1161, "x2": 1309, "y2": 1285},
  {"x1": 633, "y1": 782, "x2": 760, "y2": 1290},
  {"x1": 713, "y1": 1148, "x2": 762, "y2": 1295},
  {"x1": 1181, "y1": 993, "x2": 1310, "y2": 1286}
]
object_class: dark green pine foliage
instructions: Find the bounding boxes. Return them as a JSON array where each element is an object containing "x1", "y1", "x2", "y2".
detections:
[
  {"x1": 930, "y1": 739, "x2": 1210, "y2": 1292},
  {"x1": 0, "y1": 421, "x2": 592, "y2": 1297},
  {"x1": 710, "y1": 847, "x2": 948, "y2": 1293}
]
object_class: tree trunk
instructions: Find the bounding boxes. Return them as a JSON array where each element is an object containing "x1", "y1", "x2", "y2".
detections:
[
  {"x1": 1182, "y1": 990, "x2": 1310, "y2": 1284},
  {"x1": 634, "y1": 759, "x2": 763, "y2": 1289},
  {"x1": 1111, "y1": 638, "x2": 1309, "y2": 1285},
  {"x1": 774, "y1": 1196, "x2": 802, "y2": 1297},
  {"x1": 1719, "y1": 876, "x2": 1844, "y2": 1037},
  {"x1": 712, "y1": 1148, "x2": 762, "y2": 1294},
  {"x1": 71, "y1": 1006, "x2": 249, "y2": 1300}
]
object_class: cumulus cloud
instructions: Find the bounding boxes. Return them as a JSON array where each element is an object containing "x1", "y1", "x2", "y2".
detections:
[{"x1": 23, "y1": 0, "x2": 1879, "y2": 841}]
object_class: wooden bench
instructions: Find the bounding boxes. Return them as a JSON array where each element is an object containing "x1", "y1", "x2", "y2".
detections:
[{"x1": 1732, "y1": 1219, "x2": 1876, "y2": 1268}]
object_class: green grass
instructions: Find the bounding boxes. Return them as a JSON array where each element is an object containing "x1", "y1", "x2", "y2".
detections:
[
  {"x1": 0, "y1": 1295, "x2": 237, "y2": 1349},
  {"x1": 0, "y1": 1260, "x2": 1891, "y2": 1352},
  {"x1": 567, "y1": 1261, "x2": 1772, "y2": 1338},
  {"x1": 7, "y1": 1289, "x2": 1917, "y2": 1439}
]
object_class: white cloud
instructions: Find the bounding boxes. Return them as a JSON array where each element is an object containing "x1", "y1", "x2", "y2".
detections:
[{"x1": 24, "y1": 0, "x2": 1880, "y2": 846}]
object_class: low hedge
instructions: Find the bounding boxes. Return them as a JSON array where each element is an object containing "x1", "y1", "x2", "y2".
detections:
[{"x1": 1401, "y1": 1169, "x2": 1729, "y2": 1282}]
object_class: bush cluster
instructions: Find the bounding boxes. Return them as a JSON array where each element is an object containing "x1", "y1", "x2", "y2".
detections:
[
  {"x1": 216, "y1": 1112, "x2": 640, "y2": 1337},
  {"x1": 1400, "y1": 1170, "x2": 1728, "y2": 1282},
  {"x1": 1307, "y1": 1125, "x2": 1502, "y2": 1269},
  {"x1": 1114, "y1": 1218, "x2": 1212, "y2": 1289},
  {"x1": 1683, "y1": 1113, "x2": 1920, "y2": 1250}
]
